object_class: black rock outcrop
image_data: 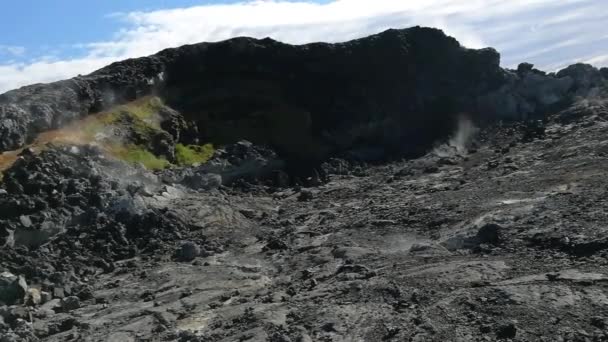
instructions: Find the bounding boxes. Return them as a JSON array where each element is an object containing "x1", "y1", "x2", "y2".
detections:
[{"x1": 3, "y1": 26, "x2": 604, "y2": 163}]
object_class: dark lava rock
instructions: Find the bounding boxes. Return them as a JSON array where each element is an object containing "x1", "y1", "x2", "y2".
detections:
[
  {"x1": 61, "y1": 296, "x2": 80, "y2": 311},
  {"x1": 496, "y1": 322, "x2": 517, "y2": 339},
  {"x1": 182, "y1": 173, "x2": 222, "y2": 190},
  {"x1": 194, "y1": 141, "x2": 285, "y2": 185},
  {"x1": 0, "y1": 27, "x2": 519, "y2": 161},
  {"x1": 517, "y1": 62, "x2": 535, "y2": 75},
  {"x1": 298, "y1": 189, "x2": 314, "y2": 202},
  {"x1": 0, "y1": 272, "x2": 27, "y2": 305},
  {"x1": 177, "y1": 241, "x2": 201, "y2": 262},
  {"x1": 263, "y1": 237, "x2": 288, "y2": 251},
  {"x1": 556, "y1": 63, "x2": 605, "y2": 94},
  {"x1": 590, "y1": 316, "x2": 608, "y2": 329},
  {"x1": 476, "y1": 223, "x2": 503, "y2": 245},
  {"x1": 1, "y1": 26, "x2": 593, "y2": 164}
]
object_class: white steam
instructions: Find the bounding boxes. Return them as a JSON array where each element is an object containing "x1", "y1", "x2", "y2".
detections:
[{"x1": 433, "y1": 115, "x2": 478, "y2": 157}]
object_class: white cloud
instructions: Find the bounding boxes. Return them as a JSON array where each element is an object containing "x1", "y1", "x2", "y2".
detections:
[
  {"x1": 0, "y1": 45, "x2": 26, "y2": 57},
  {"x1": 0, "y1": 57, "x2": 117, "y2": 94},
  {"x1": 1, "y1": 0, "x2": 607, "y2": 93}
]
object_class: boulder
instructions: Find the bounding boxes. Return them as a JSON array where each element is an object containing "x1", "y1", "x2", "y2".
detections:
[
  {"x1": 477, "y1": 223, "x2": 503, "y2": 245},
  {"x1": 25, "y1": 288, "x2": 41, "y2": 306},
  {"x1": 0, "y1": 272, "x2": 27, "y2": 305},
  {"x1": 14, "y1": 221, "x2": 65, "y2": 249},
  {"x1": 556, "y1": 63, "x2": 604, "y2": 95},
  {"x1": 60, "y1": 296, "x2": 80, "y2": 311},
  {"x1": 0, "y1": 226, "x2": 13, "y2": 247},
  {"x1": 182, "y1": 173, "x2": 222, "y2": 191},
  {"x1": 478, "y1": 69, "x2": 573, "y2": 120},
  {"x1": 18, "y1": 215, "x2": 32, "y2": 228},
  {"x1": 496, "y1": 322, "x2": 517, "y2": 339},
  {"x1": 197, "y1": 141, "x2": 286, "y2": 185},
  {"x1": 177, "y1": 241, "x2": 200, "y2": 262},
  {"x1": 516, "y1": 62, "x2": 535, "y2": 75},
  {"x1": 40, "y1": 292, "x2": 52, "y2": 305}
]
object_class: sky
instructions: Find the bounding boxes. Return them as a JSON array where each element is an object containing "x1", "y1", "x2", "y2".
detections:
[{"x1": 1, "y1": 0, "x2": 607, "y2": 93}]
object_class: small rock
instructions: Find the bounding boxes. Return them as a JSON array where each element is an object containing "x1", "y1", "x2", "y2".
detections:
[
  {"x1": 273, "y1": 170, "x2": 290, "y2": 188},
  {"x1": 183, "y1": 173, "x2": 222, "y2": 190},
  {"x1": 590, "y1": 316, "x2": 607, "y2": 329},
  {"x1": 336, "y1": 264, "x2": 376, "y2": 279},
  {"x1": 76, "y1": 285, "x2": 94, "y2": 300},
  {"x1": 298, "y1": 189, "x2": 314, "y2": 202},
  {"x1": 19, "y1": 215, "x2": 32, "y2": 228},
  {"x1": 480, "y1": 324, "x2": 492, "y2": 334},
  {"x1": 52, "y1": 287, "x2": 65, "y2": 299},
  {"x1": 61, "y1": 296, "x2": 80, "y2": 311},
  {"x1": 239, "y1": 208, "x2": 257, "y2": 219},
  {"x1": 477, "y1": 223, "x2": 503, "y2": 245},
  {"x1": 371, "y1": 219, "x2": 397, "y2": 227},
  {"x1": 264, "y1": 237, "x2": 288, "y2": 251},
  {"x1": 178, "y1": 241, "x2": 200, "y2": 261},
  {"x1": 496, "y1": 322, "x2": 517, "y2": 339},
  {"x1": 25, "y1": 288, "x2": 41, "y2": 306},
  {"x1": 0, "y1": 272, "x2": 28, "y2": 305},
  {"x1": 40, "y1": 299, "x2": 61, "y2": 312},
  {"x1": 8, "y1": 306, "x2": 31, "y2": 321},
  {"x1": 332, "y1": 246, "x2": 372, "y2": 259}
]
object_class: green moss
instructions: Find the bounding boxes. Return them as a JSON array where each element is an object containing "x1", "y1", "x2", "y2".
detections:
[
  {"x1": 98, "y1": 96, "x2": 164, "y2": 128},
  {"x1": 175, "y1": 144, "x2": 215, "y2": 166},
  {"x1": 88, "y1": 97, "x2": 174, "y2": 170},
  {"x1": 108, "y1": 144, "x2": 170, "y2": 170},
  {"x1": 81, "y1": 121, "x2": 106, "y2": 139},
  {"x1": 126, "y1": 96, "x2": 164, "y2": 120},
  {"x1": 70, "y1": 96, "x2": 166, "y2": 142}
]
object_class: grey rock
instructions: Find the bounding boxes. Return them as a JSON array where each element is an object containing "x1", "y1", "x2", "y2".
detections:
[
  {"x1": 178, "y1": 241, "x2": 200, "y2": 262},
  {"x1": 477, "y1": 223, "x2": 503, "y2": 245},
  {"x1": 557, "y1": 63, "x2": 605, "y2": 96},
  {"x1": 39, "y1": 291, "x2": 52, "y2": 304},
  {"x1": 478, "y1": 69, "x2": 573, "y2": 120},
  {"x1": 182, "y1": 172, "x2": 222, "y2": 190},
  {"x1": 60, "y1": 296, "x2": 80, "y2": 311},
  {"x1": 496, "y1": 322, "x2": 517, "y2": 339},
  {"x1": 298, "y1": 189, "x2": 314, "y2": 202},
  {"x1": 18, "y1": 215, "x2": 32, "y2": 228},
  {"x1": 196, "y1": 141, "x2": 286, "y2": 185},
  {"x1": 40, "y1": 299, "x2": 61, "y2": 312},
  {"x1": 25, "y1": 288, "x2": 41, "y2": 306},
  {"x1": 14, "y1": 221, "x2": 64, "y2": 249},
  {"x1": 52, "y1": 287, "x2": 65, "y2": 299},
  {"x1": 0, "y1": 272, "x2": 27, "y2": 305}
]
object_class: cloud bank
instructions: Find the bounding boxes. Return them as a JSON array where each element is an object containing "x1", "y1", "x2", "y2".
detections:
[{"x1": 1, "y1": 0, "x2": 607, "y2": 93}]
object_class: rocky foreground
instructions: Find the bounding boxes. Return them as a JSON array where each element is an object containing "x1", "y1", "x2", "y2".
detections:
[{"x1": 1, "y1": 27, "x2": 608, "y2": 341}]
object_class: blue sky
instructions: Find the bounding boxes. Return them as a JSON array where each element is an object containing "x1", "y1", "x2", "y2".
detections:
[
  {"x1": 0, "y1": 1, "x2": 282, "y2": 62},
  {"x1": 1, "y1": 0, "x2": 607, "y2": 93}
]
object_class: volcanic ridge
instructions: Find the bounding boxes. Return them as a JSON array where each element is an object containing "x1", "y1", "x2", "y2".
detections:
[{"x1": 1, "y1": 26, "x2": 608, "y2": 341}]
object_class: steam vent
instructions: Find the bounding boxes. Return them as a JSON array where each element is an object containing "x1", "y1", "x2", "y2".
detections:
[{"x1": 1, "y1": 26, "x2": 608, "y2": 341}]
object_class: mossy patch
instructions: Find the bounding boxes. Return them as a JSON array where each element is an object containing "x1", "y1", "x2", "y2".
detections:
[
  {"x1": 175, "y1": 144, "x2": 214, "y2": 166},
  {"x1": 0, "y1": 96, "x2": 213, "y2": 172},
  {"x1": 107, "y1": 144, "x2": 170, "y2": 170},
  {"x1": 98, "y1": 96, "x2": 165, "y2": 127},
  {"x1": 82, "y1": 96, "x2": 173, "y2": 169}
]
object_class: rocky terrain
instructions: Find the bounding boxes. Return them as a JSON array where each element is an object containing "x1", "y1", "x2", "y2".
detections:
[{"x1": 1, "y1": 26, "x2": 608, "y2": 341}]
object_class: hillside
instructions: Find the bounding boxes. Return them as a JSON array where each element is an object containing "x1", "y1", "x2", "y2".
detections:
[{"x1": 1, "y1": 27, "x2": 608, "y2": 341}]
